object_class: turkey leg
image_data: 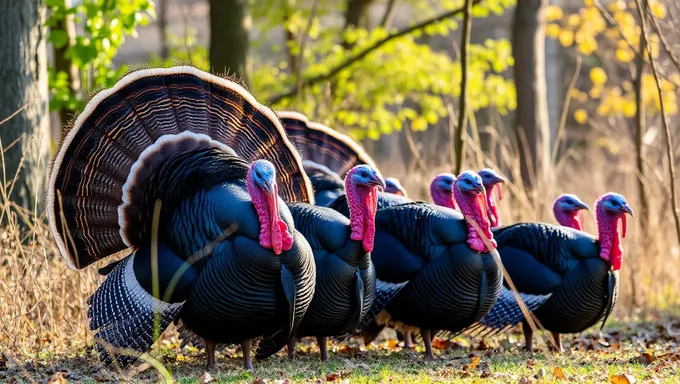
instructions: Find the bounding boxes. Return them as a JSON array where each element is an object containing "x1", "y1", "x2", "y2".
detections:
[
  {"x1": 242, "y1": 339, "x2": 254, "y2": 371},
  {"x1": 317, "y1": 336, "x2": 328, "y2": 361},
  {"x1": 404, "y1": 332, "x2": 413, "y2": 348},
  {"x1": 522, "y1": 322, "x2": 534, "y2": 353},
  {"x1": 552, "y1": 332, "x2": 564, "y2": 353},
  {"x1": 286, "y1": 337, "x2": 296, "y2": 359},
  {"x1": 421, "y1": 329, "x2": 435, "y2": 359},
  {"x1": 205, "y1": 340, "x2": 217, "y2": 371}
]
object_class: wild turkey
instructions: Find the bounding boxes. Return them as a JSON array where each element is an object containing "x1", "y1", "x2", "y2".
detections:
[
  {"x1": 553, "y1": 194, "x2": 589, "y2": 230},
  {"x1": 385, "y1": 177, "x2": 408, "y2": 196},
  {"x1": 429, "y1": 173, "x2": 457, "y2": 209},
  {"x1": 478, "y1": 168, "x2": 505, "y2": 228},
  {"x1": 285, "y1": 164, "x2": 383, "y2": 360},
  {"x1": 465, "y1": 193, "x2": 632, "y2": 352},
  {"x1": 46, "y1": 67, "x2": 317, "y2": 371}
]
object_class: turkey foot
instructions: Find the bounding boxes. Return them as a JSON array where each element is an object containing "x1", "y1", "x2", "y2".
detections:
[
  {"x1": 550, "y1": 332, "x2": 564, "y2": 353},
  {"x1": 287, "y1": 337, "x2": 296, "y2": 359},
  {"x1": 522, "y1": 322, "x2": 534, "y2": 354},
  {"x1": 421, "y1": 329, "x2": 435, "y2": 359},
  {"x1": 404, "y1": 332, "x2": 413, "y2": 349},
  {"x1": 205, "y1": 340, "x2": 217, "y2": 372},
  {"x1": 317, "y1": 336, "x2": 328, "y2": 361},
  {"x1": 242, "y1": 339, "x2": 254, "y2": 371}
]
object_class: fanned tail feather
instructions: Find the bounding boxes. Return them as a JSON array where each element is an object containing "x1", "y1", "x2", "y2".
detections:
[
  {"x1": 277, "y1": 111, "x2": 377, "y2": 178},
  {"x1": 87, "y1": 255, "x2": 183, "y2": 368},
  {"x1": 356, "y1": 279, "x2": 408, "y2": 344}
]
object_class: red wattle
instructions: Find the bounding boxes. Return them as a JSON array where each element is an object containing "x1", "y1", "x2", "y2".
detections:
[
  {"x1": 454, "y1": 185, "x2": 496, "y2": 253},
  {"x1": 596, "y1": 199, "x2": 624, "y2": 271},
  {"x1": 248, "y1": 173, "x2": 292, "y2": 256},
  {"x1": 269, "y1": 184, "x2": 293, "y2": 255},
  {"x1": 362, "y1": 187, "x2": 378, "y2": 252}
]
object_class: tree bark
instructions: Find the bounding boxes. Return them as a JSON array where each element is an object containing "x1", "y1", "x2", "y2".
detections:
[
  {"x1": 52, "y1": 0, "x2": 81, "y2": 129},
  {"x1": 209, "y1": 0, "x2": 250, "y2": 86},
  {"x1": 342, "y1": 0, "x2": 375, "y2": 49},
  {"x1": 511, "y1": 0, "x2": 550, "y2": 189},
  {"x1": 633, "y1": 28, "x2": 648, "y2": 240},
  {"x1": 158, "y1": 0, "x2": 170, "y2": 59},
  {"x1": 0, "y1": 0, "x2": 51, "y2": 212}
]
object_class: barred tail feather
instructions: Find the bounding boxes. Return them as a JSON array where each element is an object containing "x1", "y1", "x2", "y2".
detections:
[
  {"x1": 48, "y1": 66, "x2": 313, "y2": 270},
  {"x1": 356, "y1": 280, "x2": 407, "y2": 343},
  {"x1": 87, "y1": 255, "x2": 183, "y2": 368},
  {"x1": 277, "y1": 111, "x2": 377, "y2": 178}
]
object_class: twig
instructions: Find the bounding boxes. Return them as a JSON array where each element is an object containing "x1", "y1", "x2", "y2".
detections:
[
  {"x1": 636, "y1": 0, "x2": 680, "y2": 246},
  {"x1": 267, "y1": 0, "x2": 483, "y2": 104},
  {"x1": 647, "y1": 4, "x2": 680, "y2": 75},
  {"x1": 0, "y1": 103, "x2": 29, "y2": 126},
  {"x1": 403, "y1": 122, "x2": 428, "y2": 173},
  {"x1": 454, "y1": 0, "x2": 473, "y2": 174},
  {"x1": 633, "y1": 26, "x2": 649, "y2": 239},
  {"x1": 295, "y1": 0, "x2": 320, "y2": 105},
  {"x1": 551, "y1": 55, "x2": 581, "y2": 165},
  {"x1": 380, "y1": 0, "x2": 399, "y2": 29}
]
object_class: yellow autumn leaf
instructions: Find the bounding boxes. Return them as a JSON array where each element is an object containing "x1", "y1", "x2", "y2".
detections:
[
  {"x1": 589, "y1": 87, "x2": 601, "y2": 99},
  {"x1": 608, "y1": 0, "x2": 626, "y2": 12},
  {"x1": 597, "y1": 103, "x2": 610, "y2": 116},
  {"x1": 660, "y1": 80, "x2": 675, "y2": 93},
  {"x1": 546, "y1": 5, "x2": 563, "y2": 21},
  {"x1": 651, "y1": 3, "x2": 667, "y2": 19},
  {"x1": 559, "y1": 30, "x2": 574, "y2": 47},
  {"x1": 579, "y1": 39, "x2": 598, "y2": 55},
  {"x1": 567, "y1": 14, "x2": 581, "y2": 27},
  {"x1": 610, "y1": 373, "x2": 636, "y2": 384},
  {"x1": 590, "y1": 68, "x2": 608, "y2": 86},
  {"x1": 616, "y1": 48, "x2": 634, "y2": 63},
  {"x1": 411, "y1": 117, "x2": 428, "y2": 131},
  {"x1": 554, "y1": 366, "x2": 566, "y2": 380},
  {"x1": 622, "y1": 100, "x2": 636, "y2": 117},
  {"x1": 574, "y1": 109, "x2": 588, "y2": 124},
  {"x1": 584, "y1": 0, "x2": 594, "y2": 6},
  {"x1": 666, "y1": 101, "x2": 678, "y2": 115},
  {"x1": 546, "y1": 24, "x2": 561, "y2": 38}
]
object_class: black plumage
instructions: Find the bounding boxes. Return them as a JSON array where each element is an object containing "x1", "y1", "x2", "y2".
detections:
[{"x1": 47, "y1": 67, "x2": 316, "y2": 370}]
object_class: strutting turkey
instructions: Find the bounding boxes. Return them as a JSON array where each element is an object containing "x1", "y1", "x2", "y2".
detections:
[
  {"x1": 478, "y1": 169, "x2": 505, "y2": 228},
  {"x1": 463, "y1": 193, "x2": 632, "y2": 352},
  {"x1": 284, "y1": 164, "x2": 384, "y2": 361},
  {"x1": 385, "y1": 177, "x2": 408, "y2": 197},
  {"x1": 275, "y1": 112, "x2": 503, "y2": 358},
  {"x1": 46, "y1": 67, "x2": 317, "y2": 371},
  {"x1": 553, "y1": 194, "x2": 590, "y2": 231}
]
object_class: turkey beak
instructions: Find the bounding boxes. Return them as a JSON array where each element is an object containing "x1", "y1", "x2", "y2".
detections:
[
  {"x1": 490, "y1": 173, "x2": 506, "y2": 185},
  {"x1": 621, "y1": 203, "x2": 634, "y2": 217},
  {"x1": 262, "y1": 179, "x2": 275, "y2": 195},
  {"x1": 576, "y1": 201, "x2": 590, "y2": 211},
  {"x1": 368, "y1": 174, "x2": 386, "y2": 191}
]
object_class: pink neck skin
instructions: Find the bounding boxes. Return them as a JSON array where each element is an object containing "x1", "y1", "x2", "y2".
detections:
[
  {"x1": 484, "y1": 183, "x2": 502, "y2": 227},
  {"x1": 247, "y1": 173, "x2": 294, "y2": 255},
  {"x1": 596, "y1": 203, "x2": 626, "y2": 271},
  {"x1": 430, "y1": 182, "x2": 456, "y2": 209},
  {"x1": 346, "y1": 176, "x2": 378, "y2": 253},
  {"x1": 454, "y1": 186, "x2": 496, "y2": 253},
  {"x1": 553, "y1": 206, "x2": 584, "y2": 230}
]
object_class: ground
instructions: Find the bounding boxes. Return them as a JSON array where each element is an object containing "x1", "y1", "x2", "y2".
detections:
[{"x1": 2, "y1": 316, "x2": 679, "y2": 383}]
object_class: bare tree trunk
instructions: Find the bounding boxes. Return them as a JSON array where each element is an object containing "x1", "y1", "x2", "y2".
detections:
[
  {"x1": 453, "y1": 0, "x2": 473, "y2": 174},
  {"x1": 342, "y1": 0, "x2": 375, "y2": 48},
  {"x1": 209, "y1": 0, "x2": 250, "y2": 86},
  {"x1": 52, "y1": 0, "x2": 81, "y2": 129},
  {"x1": 158, "y1": 0, "x2": 170, "y2": 59},
  {"x1": 633, "y1": 29, "x2": 648, "y2": 242},
  {"x1": 511, "y1": 0, "x2": 550, "y2": 189},
  {"x1": 0, "y1": 0, "x2": 51, "y2": 212}
]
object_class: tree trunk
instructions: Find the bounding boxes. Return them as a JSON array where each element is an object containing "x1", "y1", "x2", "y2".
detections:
[
  {"x1": 511, "y1": 0, "x2": 550, "y2": 189},
  {"x1": 633, "y1": 29, "x2": 648, "y2": 241},
  {"x1": 209, "y1": 0, "x2": 250, "y2": 86},
  {"x1": 52, "y1": 0, "x2": 81, "y2": 129},
  {"x1": 158, "y1": 0, "x2": 170, "y2": 59},
  {"x1": 0, "y1": 0, "x2": 51, "y2": 212},
  {"x1": 342, "y1": 0, "x2": 375, "y2": 49}
]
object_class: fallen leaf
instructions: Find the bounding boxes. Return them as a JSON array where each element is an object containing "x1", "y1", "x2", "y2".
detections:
[
  {"x1": 386, "y1": 339, "x2": 398, "y2": 349},
  {"x1": 253, "y1": 378, "x2": 268, "y2": 384},
  {"x1": 611, "y1": 374, "x2": 637, "y2": 384},
  {"x1": 199, "y1": 371, "x2": 215, "y2": 384},
  {"x1": 47, "y1": 372, "x2": 67, "y2": 384},
  {"x1": 526, "y1": 359, "x2": 537, "y2": 367},
  {"x1": 325, "y1": 372, "x2": 340, "y2": 382},
  {"x1": 638, "y1": 351, "x2": 656, "y2": 364},
  {"x1": 480, "y1": 362, "x2": 491, "y2": 378},
  {"x1": 432, "y1": 338, "x2": 452, "y2": 350},
  {"x1": 553, "y1": 367, "x2": 566, "y2": 380},
  {"x1": 465, "y1": 356, "x2": 480, "y2": 371},
  {"x1": 476, "y1": 339, "x2": 490, "y2": 350},
  {"x1": 518, "y1": 377, "x2": 532, "y2": 384}
]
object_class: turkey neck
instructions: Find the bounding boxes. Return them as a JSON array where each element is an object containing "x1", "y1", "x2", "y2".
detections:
[
  {"x1": 454, "y1": 187, "x2": 495, "y2": 253},
  {"x1": 554, "y1": 207, "x2": 584, "y2": 230},
  {"x1": 247, "y1": 177, "x2": 293, "y2": 256},
  {"x1": 597, "y1": 204, "x2": 625, "y2": 271},
  {"x1": 484, "y1": 183, "x2": 501, "y2": 227},
  {"x1": 430, "y1": 184, "x2": 456, "y2": 209},
  {"x1": 346, "y1": 180, "x2": 378, "y2": 253}
]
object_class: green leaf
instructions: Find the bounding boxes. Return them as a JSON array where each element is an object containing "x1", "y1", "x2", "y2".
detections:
[{"x1": 49, "y1": 30, "x2": 69, "y2": 48}]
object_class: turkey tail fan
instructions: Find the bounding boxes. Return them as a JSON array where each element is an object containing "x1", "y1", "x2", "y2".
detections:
[
  {"x1": 600, "y1": 271, "x2": 619, "y2": 330},
  {"x1": 447, "y1": 287, "x2": 551, "y2": 341},
  {"x1": 87, "y1": 255, "x2": 183, "y2": 368},
  {"x1": 356, "y1": 279, "x2": 408, "y2": 344},
  {"x1": 47, "y1": 66, "x2": 314, "y2": 270},
  {"x1": 277, "y1": 111, "x2": 377, "y2": 177}
]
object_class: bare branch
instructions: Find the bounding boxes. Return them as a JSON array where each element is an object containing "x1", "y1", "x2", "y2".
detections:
[
  {"x1": 266, "y1": 0, "x2": 483, "y2": 105},
  {"x1": 454, "y1": 0, "x2": 473, "y2": 174},
  {"x1": 380, "y1": 0, "x2": 399, "y2": 29},
  {"x1": 551, "y1": 55, "x2": 581, "y2": 165},
  {"x1": 635, "y1": 0, "x2": 680, "y2": 246}
]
